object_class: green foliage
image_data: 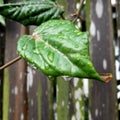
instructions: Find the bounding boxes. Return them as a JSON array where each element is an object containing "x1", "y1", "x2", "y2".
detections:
[
  {"x1": 0, "y1": 1, "x2": 64, "y2": 26},
  {"x1": 17, "y1": 20, "x2": 104, "y2": 82},
  {"x1": 0, "y1": 0, "x2": 5, "y2": 26},
  {"x1": 0, "y1": 15, "x2": 5, "y2": 26},
  {"x1": 0, "y1": 0, "x2": 111, "y2": 82}
]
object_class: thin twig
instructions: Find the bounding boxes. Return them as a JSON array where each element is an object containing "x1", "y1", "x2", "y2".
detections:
[
  {"x1": 0, "y1": 56, "x2": 22, "y2": 70},
  {"x1": 72, "y1": 0, "x2": 84, "y2": 23}
]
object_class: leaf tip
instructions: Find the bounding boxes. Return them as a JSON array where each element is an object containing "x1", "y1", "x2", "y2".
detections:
[{"x1": 100, "y1": 73, "x2": 112, "y2": 83}]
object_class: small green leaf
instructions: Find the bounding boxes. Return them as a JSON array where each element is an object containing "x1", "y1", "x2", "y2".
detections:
[
  {"x1": 0, "y1": 15, "x2": 5, "y2": 26},
  {"x1": 0, "y1": 0, "x2": 5, "y2": 26},
  {"x1": 17, "y1": 20, "x2": 110, "y2": 82},
  {"x1": 0, "y1": 1, "x2": 64, "y2": 26}
]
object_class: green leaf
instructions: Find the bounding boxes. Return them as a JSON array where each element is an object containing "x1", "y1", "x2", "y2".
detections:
[
  {"x1": 0, "y1": 1, "x2": 64, "y2": 26},
  {"x1": 17, "y1": 20, "x2": 110, "y2": 82},
  {"x1": 0, "y1": 0, "x2": 3, "y2": 4},
  {"x1": 0, "y1": 15, "x2": 5, "y2": 26},
  {"x1": 0, "y1": 0, "x2": 5, "y2": 26}
]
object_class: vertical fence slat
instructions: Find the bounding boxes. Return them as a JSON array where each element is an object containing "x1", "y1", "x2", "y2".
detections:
[
  {"x1": 86, "y1": 0, "x2": 118, "y2": 119},
  {"x1": 27, "y1": 67, "x2": 54, "y2": 120},
  {"x1": 26, "y1": 66, "x2": 39, "y2": 120},
  {"x1": 116, "y1": 0, "x2": 120, "y2": 118},
  {"x1": 3, "y1": 68, "x2": 9, "y2": 120},
  {"x1": 56, "y1": 0, "x2": 72, "y2": 120},
  {"x1": 0, "y1": 24, "x2": 5, "y2": 120},
  {"x1": 27, "y1": 25, "x2": 54, "y2": 120},
  {"x1": 70, "y1": 78, "x2": 86, "y2": 120},
  {"x1": 57, "y1": 77, "x2": 69, "y2": 120},
  {"x1": 56, "y1": 0, "x2": 86, "y2": 120},
  {"x1": 3, "y1": 20, "x2": 27, "y2": 120}
]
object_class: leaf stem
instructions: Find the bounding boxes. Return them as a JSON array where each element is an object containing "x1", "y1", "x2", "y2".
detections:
[
  {"x1": 0, "y1": 56, "x2": 22, "y2": 70},
  {"x1": 72, "y1": 0, "x2": 84, "y2": 23}
]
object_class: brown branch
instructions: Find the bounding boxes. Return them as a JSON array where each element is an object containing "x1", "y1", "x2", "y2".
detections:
[
  {"x1": 0, "y1": 26, "x2": 30, "y2": 70},
  {"x1": 72, "y1": 0, "x2": 84, "y2": 23},
  {"x1": 0, "y1": 56, "x2": 22, "y2": 70}
]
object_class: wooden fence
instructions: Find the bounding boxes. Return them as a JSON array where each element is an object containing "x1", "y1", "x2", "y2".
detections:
[{"x1": 0, "y1": 0, "x2": 119, "y2": 120}]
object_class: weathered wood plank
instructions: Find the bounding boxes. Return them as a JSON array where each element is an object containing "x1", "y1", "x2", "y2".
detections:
[
  {"x1": 56, "y1": 0, "x2": 87, "y2": 120},
  {"x1": 27, "y1": 67, "x2": 39, "y2": 120},
  {"x1": 27, "y1": 68, "x2": 54, "y2": 120},
  {"x1": 0, "y1": 24, "x2": 5, "y2": 120},
  {"x1": 70, "y1": 78, "x2": 87, "y2": 120},
  {"x1": 56, "y1": 0, "x2": 73, "y2": 120},
  {"x1": 27, "y1": 25, "x2": 54, "y2": 120},
  {"x1": 86, "y1": 0, "x2": 118, "y2": 119},
  {"x1": 0, "y1": 2, "x2": 5, "y2": 120},
  {"x1": 57, "y1": 77, "x2": 69, "y2": 120},
  {"x1": 116, "y1": 0, "x2": 120, "y2": 118},
  {"x1": 3, "y1": 1, "x2": 28, "y2": 119},
  {"x1": 3, "y1": 19, "x2": 28, "y2": 120}
]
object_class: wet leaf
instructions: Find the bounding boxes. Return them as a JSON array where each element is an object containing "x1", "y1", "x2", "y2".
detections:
[
  {"x1": 17, "y1": 20, "x2": 112, "y2": 82},
  {"x1": 0, "y1": 1, "x2": 64, "y2": 26}
]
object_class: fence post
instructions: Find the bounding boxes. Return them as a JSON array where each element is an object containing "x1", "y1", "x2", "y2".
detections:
[
  {"x1": 116, "y1": 0, "x2": 120, "y2": 118},
  {"x1": 0, "y1": 22, "x2": 5, "y2": 120},
  {"x1": 2, "y1": 20, "x2": 28, "y2": 120},
  {"x1": 56, "y1": 0, "x2": 86, "y2": 120},
  {"x1": 0, "y1": 0, "x2": 5, "y2": 119},
  {"x1": 86, "y1": 0, "x2": 118, "y2": 119}
]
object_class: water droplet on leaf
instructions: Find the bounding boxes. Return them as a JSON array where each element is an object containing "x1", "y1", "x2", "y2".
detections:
[
  {"x1": 44, "y1": 63, "x2": 49, "y2": 70},
  {"x1": 75, "y1": 44, "x2": 79, "y2": 48},
  {"x1": 33, "y1": 49, "x2": 39, "y2": 54},
  {"x1": 76, "y1": 54, "x2": 80, "y2": 61},
  {"x1": 22, "y1": 45, "x2": 26, "y2": 50},
  {"x1": 48, "y1": 52, "x2": 54, "y2": 62}
]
